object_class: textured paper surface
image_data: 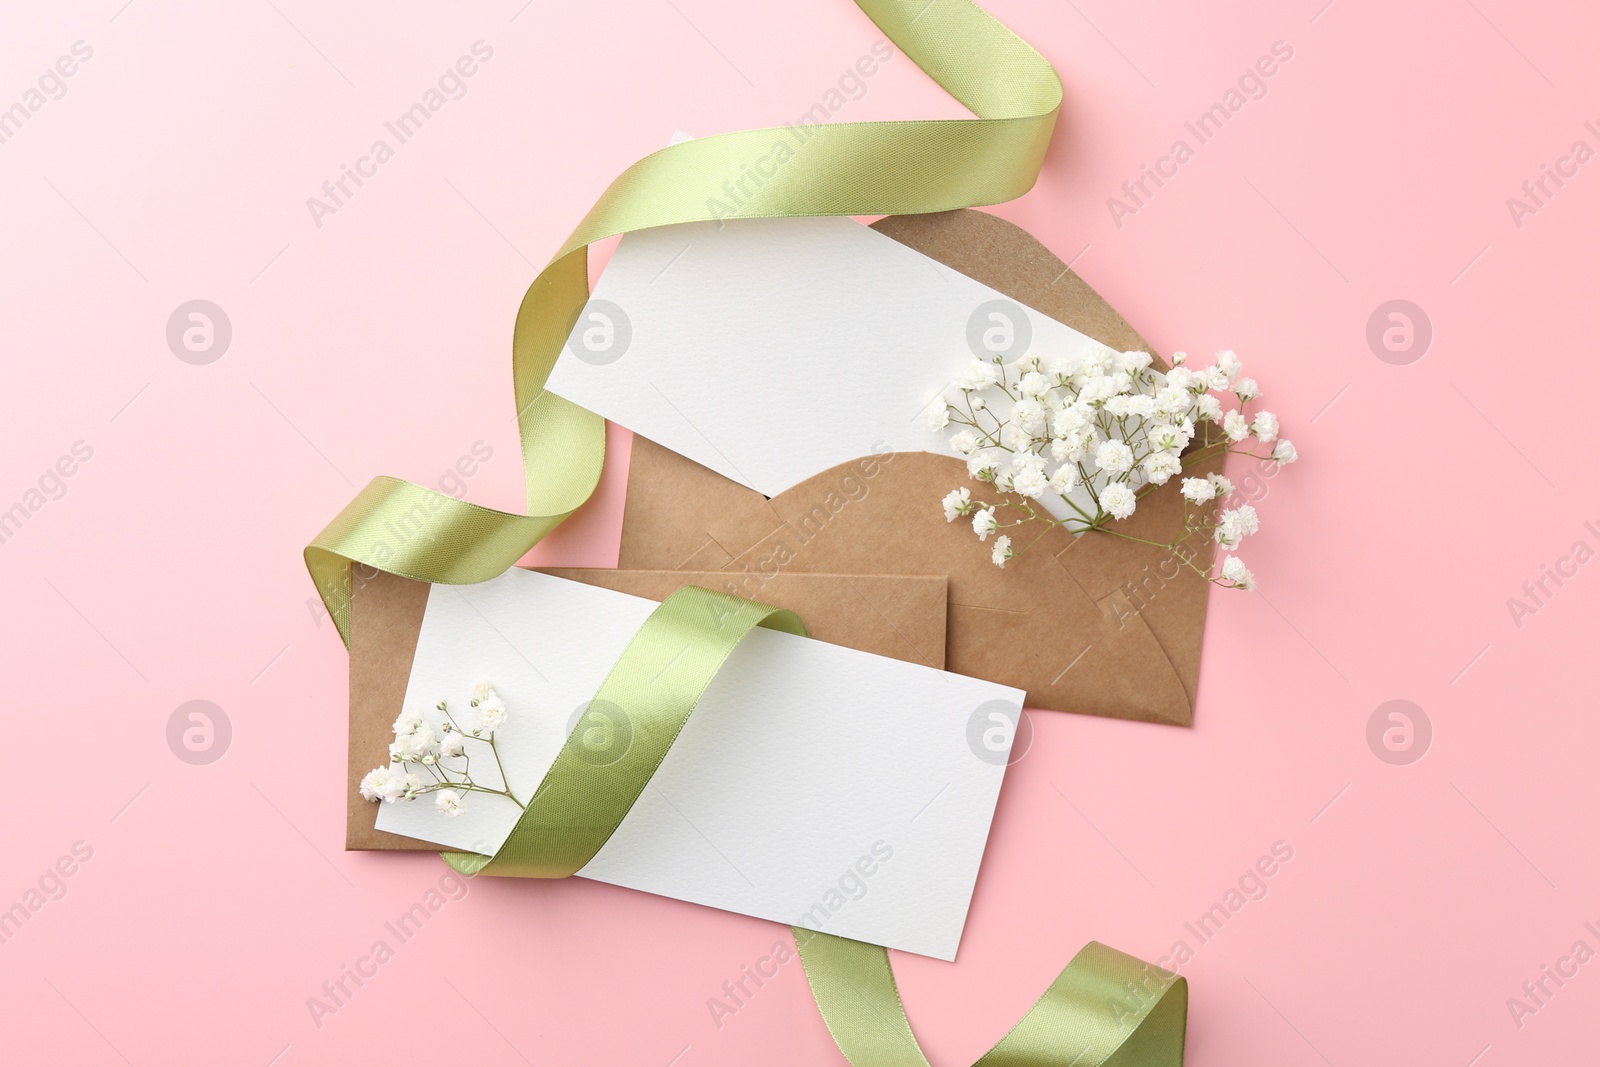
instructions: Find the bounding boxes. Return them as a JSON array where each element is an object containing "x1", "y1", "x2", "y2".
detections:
[
  {"x1": 619, "y1": 210, "x2": 1221, "y2": 725},
  {"x1": 369, "y1": 567, "x2": 1020, "y2": 960},
  {"x1": 346, "y1": 566, "x2": 949, "y2": 853}
]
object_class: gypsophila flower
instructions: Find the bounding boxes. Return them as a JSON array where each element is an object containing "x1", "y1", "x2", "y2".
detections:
[
  {"x1": 1018, "y1": 371, "x2": 1052, "y2": 397},
  {"x1": 1100, "y1": 482, "x2": 1137, "y2": 520},
  {"x1": 957, "y1": 360, "x2": 1001, "y2": 391},
  {"x1": 1011, "y1": 451, "x2": 1046, "y2": 475},
  {"x1": 1166, "y1": 367, "x2": 1199, "y2": 391},
  {"x1": 1215, "y1": 505, "x2": 1260, "y2": 548},
  {"x1": 1010, "y1": 398, "x2": 1047, "y2": 435},
  {"x1": 967, "y1": 455, "x2": 999, "y2": 482},
  {"x1": 972, "y1": 507, "x2": 998, "y2": 541},
  {"x1": 389, "y1": 725, "x2": 436, "y2": 764},
  {"x1": 950, "y1": 429, "x2": 979, "y2": 455},
  {"x1": 1095, "y1": 439, "x2": 1134, "y2": 473},
  {"x1": 1154, "y1": 386, "x2": 1189, "y2": 419},
  {"x1": 1000, "y1": 422, "x2": 1036, "y2": 452},
  {"x1": 1221, "y1": 556, "x2": 1255, "y2": 590},
  {"x1": 1120, "y1": 350, "x2": 1154, "y2": 373},
  {"x1": 1089, "y1": 373, "x2": 1132, "y2": 405},
  {"x1": 359, "y1": 767, "x2": 393, "y2": 802},
  {"x1": 929, "y1": 345, "x2": 1293, "y2": 590},
  {"x1": 1147, "y1": 423, "x2": 1189, "y2": 452},
  {"x1": 476, "y1": 697, "x2": 508, "y2": 734},
  {"x1": 361, "y1": 683, "x2": 529, "y2": 815},
  {"x1": 1143, "y1": 452, "x2": 1182, "y2": 485},
  {"x1": 1041, "y1": 354, "x2": 1074, "y2": 380},
  {"x1": 1012, "y1": 467, "x2": 1049, "y2": 499},
  {"x1": 1053, "y1": 403, "x2": 1088, "y2": 435},
  {"x1": 1081, "y1": 348, "x2": 1114, "y2": 376}
]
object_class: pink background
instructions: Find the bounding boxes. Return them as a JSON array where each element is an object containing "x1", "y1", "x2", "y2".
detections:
[{"x1": 3, "y1": 0, "x2": 1596, "y2": 1063}]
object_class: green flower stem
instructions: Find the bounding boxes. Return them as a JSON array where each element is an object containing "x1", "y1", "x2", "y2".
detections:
[
  {"x1": 482, "y1": 733, "x2": 514, "y2": 796},
  {"x1": 410, "y1": 780, "x2": 528, "y2": 809},
  {"x1": 392, "y1": 703, "x2": 529, "y2": 810}
]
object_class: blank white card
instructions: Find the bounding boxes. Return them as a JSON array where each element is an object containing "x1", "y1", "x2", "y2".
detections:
[{"x1": 375, "y1": 567, "x2": 1024, "y2": 960}]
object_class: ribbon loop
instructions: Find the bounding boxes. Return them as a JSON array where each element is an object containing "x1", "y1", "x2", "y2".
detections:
[
  {"x1": 796, "y1": 934, "x2": 1188, "y2": 1067},
  {"x1": 303, "y1": 0, "x2": 1061, "y2": 645}
]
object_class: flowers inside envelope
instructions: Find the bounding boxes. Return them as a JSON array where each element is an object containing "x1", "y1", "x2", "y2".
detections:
[{"x1": 547, "y1": 208, "x2": 1222, "y2": 726}]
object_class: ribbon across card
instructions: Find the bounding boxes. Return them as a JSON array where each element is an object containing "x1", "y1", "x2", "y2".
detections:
[{"x1": 371, "y1": 567, "x2": 1022, "y2": 961}]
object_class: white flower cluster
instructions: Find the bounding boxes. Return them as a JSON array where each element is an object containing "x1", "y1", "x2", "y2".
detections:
[
  {"x1": 933, "y1": 347, "x2": 1296, "y2": 589},
  {"x1": 358, "y1": 681, "x2": 524, "y2": 818}
]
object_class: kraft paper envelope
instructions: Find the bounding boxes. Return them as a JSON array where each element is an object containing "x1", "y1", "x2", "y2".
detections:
[
  {"x1": 352, "y1": 566, "x2": 1016, "y2": 960},
  {"x1": 347, "y1": 566, "x2": 949, "y2": 852},
  {"x1": 612, "y1": 209, "x2": 1222, "y2": 726}
]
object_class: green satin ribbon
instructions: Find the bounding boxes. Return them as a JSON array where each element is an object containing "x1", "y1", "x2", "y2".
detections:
[
  {"x1": 302, "y1": 0, "x2": 1061, "y2": 642},
  {"x1": 439, "y1": 586, "x2": 806, "y2": 877},
  {"x1": 796, "y1": 932, "x2": 1187, "y2": 1067}
]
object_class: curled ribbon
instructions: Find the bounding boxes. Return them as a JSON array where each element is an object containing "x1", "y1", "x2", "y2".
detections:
[
  {"x1": 439, "y1": 585, "x2": 808, "y2": 878},
  {"x1": 308, "y1": 0, "x2": 1188, "y2": 1060},
  {"x1": 304, "y1": 0, "x2": 1062, "y2": 641},
  {"x1": 798, "y1": 933, "x2": 1187, "y2": 1066}
]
